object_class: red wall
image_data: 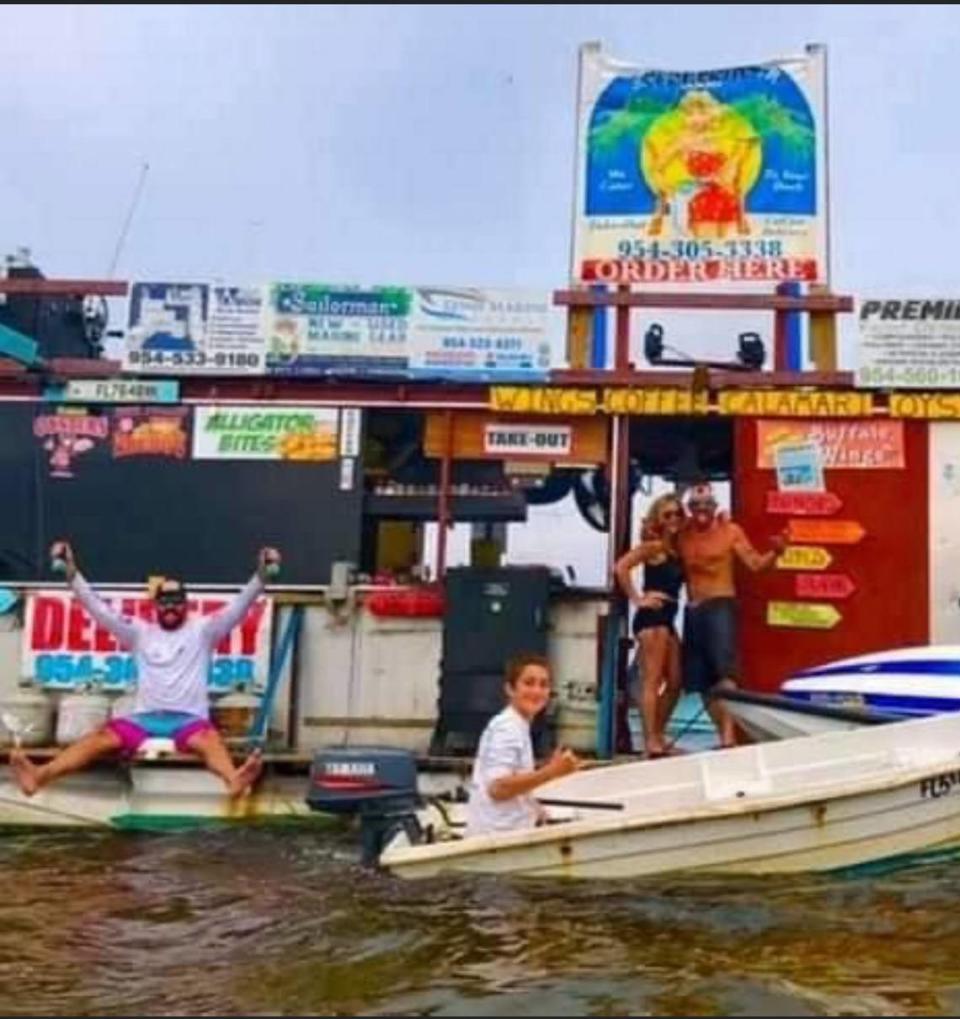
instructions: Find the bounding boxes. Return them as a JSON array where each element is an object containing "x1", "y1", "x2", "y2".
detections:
[{"x1": 733, "y1": 418, "x2": 928, "y2": 693}]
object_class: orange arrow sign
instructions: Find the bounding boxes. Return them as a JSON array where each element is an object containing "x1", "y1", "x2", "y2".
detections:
[
  {"x1": 786, "y1": 519, "x2": 865, "y2": 545},
  {"x1": 795, "y1": 573, "x2": 856, "y2": 600},
  {"x1": 767, "y1": 491, "x2": 842, "y2": 516}
]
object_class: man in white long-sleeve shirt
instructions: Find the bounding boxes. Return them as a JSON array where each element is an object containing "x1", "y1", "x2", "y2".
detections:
[{"x1": 10, "y1": 541, "x2": 280, "y2": 799}]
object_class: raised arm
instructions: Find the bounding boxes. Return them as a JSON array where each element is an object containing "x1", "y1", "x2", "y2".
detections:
[
  {"x1": 730, "y1": 524, "x2": 786, "y2": 573},
  {"x1": 200, "y1": 547, "x2": 280, "y2": 646},
  {"x1": 53, "y1": 542, "x2": 141, "y2": 649},
  {"x1": 489, "y1": 748, "x2": 579, "y2": 801},
  {"x1": 483, "y1": 723, "x2": 579, "y2": 801}
]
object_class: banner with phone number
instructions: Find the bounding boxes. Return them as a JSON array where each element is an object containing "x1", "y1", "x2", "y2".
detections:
[
  {"x1": 573, "y1": 46, "x2": 827, "y2": 284},
  {"x1": 22, "y1": 589, "x2": 273, "y2": 692}
]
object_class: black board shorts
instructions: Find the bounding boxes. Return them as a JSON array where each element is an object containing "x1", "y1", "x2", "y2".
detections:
[{"x1": 682, "y1": 597, "x2": 738, "y2": 693}]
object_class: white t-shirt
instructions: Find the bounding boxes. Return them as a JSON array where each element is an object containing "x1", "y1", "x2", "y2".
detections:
[
  {"x1": 464, "y1": 705, "x2": 539, "y2": 838},
  {"x1": 71, "y1": 574, "x2": 264, "y2": 719}
]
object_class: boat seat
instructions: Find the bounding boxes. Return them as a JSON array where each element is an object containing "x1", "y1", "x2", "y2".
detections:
[
  {"x1": 134, "y1": 738, "x2": 177, "y2": 760},
  {"x1": 700, "y1": 751, "x2": 773, "y2": 802}
]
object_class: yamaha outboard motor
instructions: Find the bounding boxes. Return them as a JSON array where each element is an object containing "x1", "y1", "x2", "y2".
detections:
[{"x1": 306, "y1": 746, "x2": 423, "y2": 865}]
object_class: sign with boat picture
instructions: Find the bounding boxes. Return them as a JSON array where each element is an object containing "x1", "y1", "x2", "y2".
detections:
[{"x1": 572, "y1": 45, "x2": 827, "y2": 285}]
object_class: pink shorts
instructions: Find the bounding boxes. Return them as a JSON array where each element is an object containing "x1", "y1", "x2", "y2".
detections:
[{"x1": 106, "y1": 711, "x2": 215, "y2": 756}]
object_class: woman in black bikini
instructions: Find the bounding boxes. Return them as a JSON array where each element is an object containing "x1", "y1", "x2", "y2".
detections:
[{"x1": 614, "y1": 494, "x2": 685, "y2": 758}]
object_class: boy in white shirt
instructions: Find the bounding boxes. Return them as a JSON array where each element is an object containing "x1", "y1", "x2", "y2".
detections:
[
  {"x1": 10, "y1": 541, "x2": 279, "y2": 799},
  {"x1": 464, "y1": 653, "x2": 580, "y2": 838}
]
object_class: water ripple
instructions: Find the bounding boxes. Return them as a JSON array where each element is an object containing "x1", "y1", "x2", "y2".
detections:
[{"x1": 0, "y1": 828, "x2": 957, "y2": 1014}]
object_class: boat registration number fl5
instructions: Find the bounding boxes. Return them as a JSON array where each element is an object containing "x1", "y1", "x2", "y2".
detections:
[{"x1": 920, "y1": 770, "x2": 960, "y2": 800}]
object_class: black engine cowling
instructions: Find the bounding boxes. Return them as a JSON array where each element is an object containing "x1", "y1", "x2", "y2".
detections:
[{"x1": 306, "y1": 746, "x2": 424, "y2": 865}]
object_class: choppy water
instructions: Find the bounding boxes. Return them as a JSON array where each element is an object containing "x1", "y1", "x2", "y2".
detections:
[{"x1": 1, "y1": 824, "x2": 960, "y2": 1017}]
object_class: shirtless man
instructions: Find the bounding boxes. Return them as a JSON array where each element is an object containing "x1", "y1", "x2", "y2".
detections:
[{"x1": 677, "y1": 483, "x2": 786, "y2": 747}]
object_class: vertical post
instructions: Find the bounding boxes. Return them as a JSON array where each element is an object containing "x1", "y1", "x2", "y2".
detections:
[
  {"x1": 774, "y1": 281, "x2": 803, "y2": 371},
  {"x1": 808, "y1": 43, "x2": 833, "y2": 373},
  {"x1": 568, "y1": 43, "x2": 601, "y2": 284},
  {"x1": 593, "y1": 288, "x2": 634, "y2": 758},
  {"x1": 286, "y1": 603, "x2": 303, "y2": 750},
  {"x1": 436, "y1": 410, "x2": 454, "y2": 580},
  {"x1": 807, "y1": 42, "x2": 832, "y2": 288},
  {"x1": 590, "y1": 284, "x2": 608, "y2": 369},
  {"x1": 808, "y1": 283, "x2": 838, "y2": 371},
  {"x1": 566, "y1": 303, "x2": 592, "y2": 370},
  {"x1": 773, "y1": 296, "x2": 787, "y2": 372},
  {"x1": 598, "y1": 407, "x2": 632, "y2": 758},
  {"x1": 614, "y1": 284, "x2": 631, "y2": 371}
]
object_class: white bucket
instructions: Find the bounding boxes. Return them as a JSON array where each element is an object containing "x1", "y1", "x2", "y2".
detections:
[
  {"x1": 110, "y1": 692, "x2": 138, "y2": 720},
  {"x1": 56, "y1": 688, "x2": 111, "y2": 745},
  {"x1": 211, "y1": 690, "x2": 261, "y2": 739}
]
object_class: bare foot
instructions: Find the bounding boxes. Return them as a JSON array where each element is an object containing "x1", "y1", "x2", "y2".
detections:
[
  {"x1": 10, "y1": 750, "x2": 41, "y2": 797},
  {"x1": 645, "y1": 737, "x2": 666, "y2": 758},
  {"x1": 227, "y1": 749, "x2": 263, "y2": 798}
]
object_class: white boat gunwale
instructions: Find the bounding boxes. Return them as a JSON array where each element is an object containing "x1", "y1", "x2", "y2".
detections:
[{"x1": 383, "y1": 738, "x2": 960, "y2": 869}]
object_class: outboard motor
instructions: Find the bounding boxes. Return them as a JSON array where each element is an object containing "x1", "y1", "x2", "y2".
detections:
[{"x1": 306, "y1": 746, "x2": 424, "y2": 865}]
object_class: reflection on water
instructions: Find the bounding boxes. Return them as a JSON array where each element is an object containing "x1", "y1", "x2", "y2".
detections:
[{"x1": 0, "y1": 826, "x2": 959, "y2": 1016}]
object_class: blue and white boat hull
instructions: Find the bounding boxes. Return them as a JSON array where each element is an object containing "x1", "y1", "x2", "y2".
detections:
[{"x1": 782, "y1": 645, "x2": 960, "y2": 718}]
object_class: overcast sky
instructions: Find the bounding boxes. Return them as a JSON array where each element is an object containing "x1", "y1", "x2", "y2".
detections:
[
  {"x1": 5, "y1": 5, "x2": 957, "y2": 291},
  {"x1": 5, "y1": 4, "x2": 954, "y2": 580}
]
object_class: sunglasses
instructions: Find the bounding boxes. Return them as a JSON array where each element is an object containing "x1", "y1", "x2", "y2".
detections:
[
  {"x1": 156, "y1": 592, "x2": 186, "y2": 608},
  {"x1": 660, "y1": 509, "x2": 682, "y2": 520},
  {"x1": 687, "y1": 500, "x2": 716, "y2": 511}
]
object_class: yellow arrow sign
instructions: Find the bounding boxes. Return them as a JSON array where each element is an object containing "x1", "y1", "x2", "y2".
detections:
[
  {"x1": 776, "y1": 545, "x2": 833, "y2": 571},
  {"x1": 767, "y1": 601, "x2": 842, "y2": 630}
]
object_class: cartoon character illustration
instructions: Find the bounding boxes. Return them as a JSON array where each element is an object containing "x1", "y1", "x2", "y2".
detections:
[
  {"x1": 588, "y1": 76, "x2": 816, "y2": 241},
  {"x1": 643, "y1": 90, "x2": 760, "y2": 239},
  {"x1": 44, "y1": 436, "x2": 95, "y2": 478}
]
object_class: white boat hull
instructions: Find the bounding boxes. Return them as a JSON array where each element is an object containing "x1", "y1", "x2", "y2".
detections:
[
  {"x1": 782, "y1": 645, "x2": 960, "y2": 718},
  {"x1": 382, "y1": 713, "x2": 960, "y2": 880},
  {"x1": 719, "y1": 691, "x2": 895, "y2": 742},
  {"x1": 0, "y1": 765, "x2": 315, "y2": 830}
]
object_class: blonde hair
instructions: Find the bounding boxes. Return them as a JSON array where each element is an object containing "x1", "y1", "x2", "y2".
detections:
[{"x1": 640, "y1": 493, "x2": 684, "y2": 546}]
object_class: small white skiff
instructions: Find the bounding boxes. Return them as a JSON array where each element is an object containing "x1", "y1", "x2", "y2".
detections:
[{"x1": 381, "y1": 713, "x2": 960, "y2": 880}]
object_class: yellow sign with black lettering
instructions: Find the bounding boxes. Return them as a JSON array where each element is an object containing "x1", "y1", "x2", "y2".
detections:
[
  {"x1": 491, "y1": 386, "x2": 880, "y2": 419},
  {"x1": 489, "y1": 387, "x2": 598, "y2": 416},
  {"x1": 889, "y1": 393, "x2": 960, "y2": 419},
  {"x1": 776, "y1": 545, "x2": 833, "y2": 571},
  {"x1": 719, "y1": 390, "x2": 873, "y2": 417},
  {"x1": 601, "y1": 388, "x2": 709, "y2": 415},
  {"x1": 767, "y1": 601, "x2": 842, "y2": 629}
]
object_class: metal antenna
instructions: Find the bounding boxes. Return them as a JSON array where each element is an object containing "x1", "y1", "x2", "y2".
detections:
[{"x1": 107, "y1": 161, "x2": 149, "y2": 276}]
